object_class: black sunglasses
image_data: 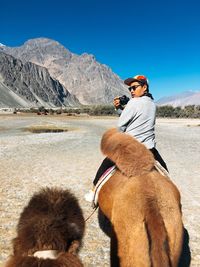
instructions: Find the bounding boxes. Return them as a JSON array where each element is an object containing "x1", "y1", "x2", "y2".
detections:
[{"x1": 128, "y1": 84, "x2": 141, "y2": 91}]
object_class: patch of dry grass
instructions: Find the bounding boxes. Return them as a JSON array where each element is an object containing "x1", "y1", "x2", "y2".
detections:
[
  {"x1": 187, "y1": 124, "x2": 200, "y2": 127},
  {"x1": 23, "y1": 125, "x2": 69, "y2": 133}
]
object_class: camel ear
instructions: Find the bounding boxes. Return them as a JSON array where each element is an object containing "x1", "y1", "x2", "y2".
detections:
[
  {"x1": 12, "y1": 237, "x2": 20, "y2": 254},
  {"x1": 68, "y1": 240, "x2": 80, "y2": 255}
]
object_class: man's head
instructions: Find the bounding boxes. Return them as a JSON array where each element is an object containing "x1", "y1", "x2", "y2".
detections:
[{"x1": 124, "y1": 75, "x2": 149, "y2": 98}]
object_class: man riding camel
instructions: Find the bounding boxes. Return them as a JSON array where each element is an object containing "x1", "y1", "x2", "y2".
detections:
[{"x1": 85, "y1": 74, "x2": 168, "y2": 202}]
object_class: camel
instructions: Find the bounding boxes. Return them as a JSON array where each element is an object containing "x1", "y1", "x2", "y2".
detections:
[
  {"x1": 5, "y1": 187, "x2": 85, "y2": 267},
  {"x1": 98, "y1": 128, "x2": 184, "y2": 267}
]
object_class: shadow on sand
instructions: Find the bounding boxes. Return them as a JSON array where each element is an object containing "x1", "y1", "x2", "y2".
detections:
[{"x1": 178, "y1": 227, "x2": 191, "y2": 267}]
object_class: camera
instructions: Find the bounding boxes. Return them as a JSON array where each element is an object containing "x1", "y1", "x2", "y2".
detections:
[{"x1": 119, "y1": 95, "x2": 130, "y2": 106}]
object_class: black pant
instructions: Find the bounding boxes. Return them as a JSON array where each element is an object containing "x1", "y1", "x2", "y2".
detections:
[
  {"x1": 150, "y1": 147, "x2": 168, "y2": 172},
  {"x1": 93, "y1": 158, "x2": 114, "y2": 185},
  {"x1": 93, "y1": 148, "x2": 168, "y2": 186}
]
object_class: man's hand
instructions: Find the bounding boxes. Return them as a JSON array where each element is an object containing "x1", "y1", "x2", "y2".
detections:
[{"x1": 113, "y1": 97, "x2": 121, "y2": 109}]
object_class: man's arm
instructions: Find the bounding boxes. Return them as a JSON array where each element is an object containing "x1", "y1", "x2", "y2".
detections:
[{"x1": 117, "y1": 99, "x2": 136, "y2": 132}]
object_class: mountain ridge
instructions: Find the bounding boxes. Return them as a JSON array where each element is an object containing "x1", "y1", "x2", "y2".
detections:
[
  {"x1": 1, "y1": 37, "x2": 200, "y2": 108},
  {"x1": 1, "y1": 38, "x2": 128, "y2": 105},
  {"x1": 0, "y1": 51, "x2": 80, "y2": 108},
  {"x1": 156, "y1": 91, "x2": 200, "y2": 107}
]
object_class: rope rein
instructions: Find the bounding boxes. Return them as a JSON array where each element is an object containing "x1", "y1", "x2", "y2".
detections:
[{"x1": 84, "y1": 206, "x2": 98, "y2": 222}]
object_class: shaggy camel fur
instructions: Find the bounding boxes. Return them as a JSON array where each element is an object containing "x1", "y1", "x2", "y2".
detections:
[
  {"x1": 98, "y1": 128, "x2": 184, "y2": 267},
  {"x1": 5, "y1": 187, "x2": 85, "y2": 267}
]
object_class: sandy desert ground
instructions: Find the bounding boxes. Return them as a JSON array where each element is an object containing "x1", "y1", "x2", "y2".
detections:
[{"x1": 0, "y1": 114, "x2": 200, "y2": 266}]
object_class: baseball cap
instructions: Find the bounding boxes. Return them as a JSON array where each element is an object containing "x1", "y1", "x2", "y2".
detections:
[{"x1": 124, "y1": 75, "x2": 149, "y2": 86}]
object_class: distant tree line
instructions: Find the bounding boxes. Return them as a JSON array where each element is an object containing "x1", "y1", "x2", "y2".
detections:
[
  {"x1": 17, "y1": 105, "x2": 116, "y2": 116},
  {"x1": 156, "y1": 105, "x2": 200, "y2": 118},
  {"x1": 15, "y1": 104, "x2": 200, "y2": 118}
]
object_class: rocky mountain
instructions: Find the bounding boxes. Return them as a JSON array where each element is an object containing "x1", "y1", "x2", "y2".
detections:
[
  {"x1": 0, "y1": 52, "x2": 80, "y2": 108},
  {"x1": 1, "y1": 38, "x2": 128, "y2": 105},
  {"x1": 156, "y1": 91, "x2": 200, "y2": 107}
]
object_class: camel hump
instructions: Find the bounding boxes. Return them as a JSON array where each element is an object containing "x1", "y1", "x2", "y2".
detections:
[
  {"x1": 145, "y1": 197, "x2": 172, "y2": 267},
  {"x1": 101, "y1": 128, "x2": 155, "y2": 177}
]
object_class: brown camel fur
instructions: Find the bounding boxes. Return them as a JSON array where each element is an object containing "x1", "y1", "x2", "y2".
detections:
[
  {"x1": 5, "y1": 187, "x2": 85, "y2": 267},
  {"x1": 98, "y1": 128, "x2": 184, "y2": 267}
]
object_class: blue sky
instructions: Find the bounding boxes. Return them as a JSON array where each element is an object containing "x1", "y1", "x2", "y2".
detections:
[{"x1": 1, "y1": 0, "x2": 200, "y2": 100}]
